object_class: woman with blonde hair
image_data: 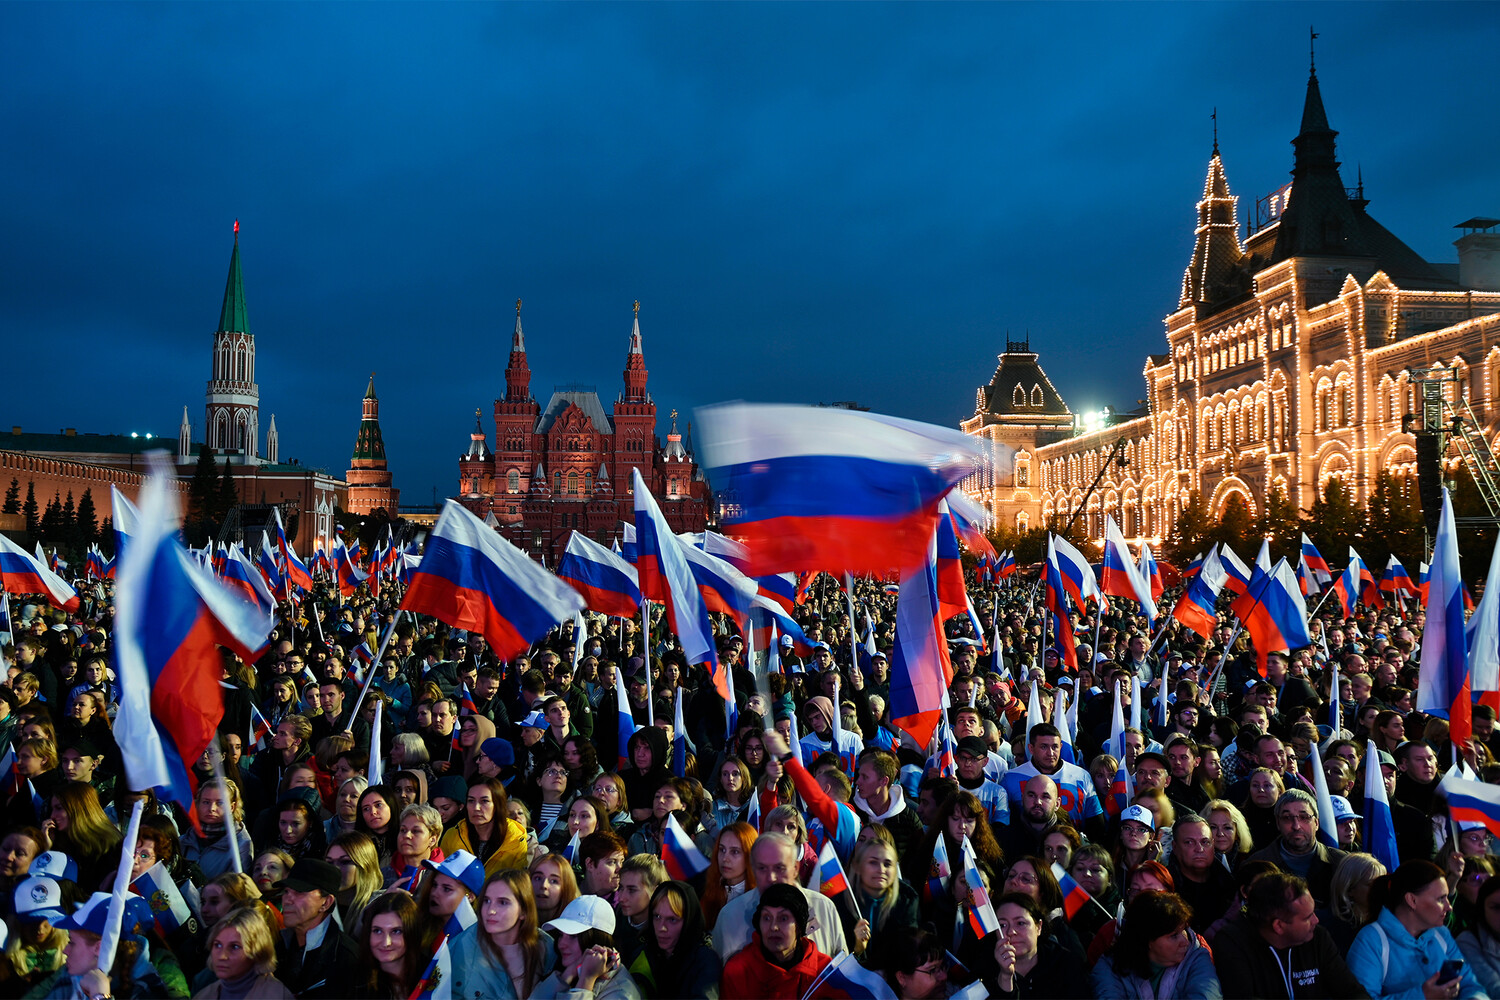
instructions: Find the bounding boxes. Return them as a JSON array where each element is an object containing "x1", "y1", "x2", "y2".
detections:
[
  {"x1": 1324, "y1": 852, "x2": 1387, "y2": 951},
  {"x1": 848, "y1": 837, "x2": 919, "y2": 962},
  {"x1": 327, "y1": 831, "x2": 383, "y2": 933},
  {"x1": 41, "y1": 782, "x2": 121, "y2": 891},
  {"x1": 450, "y1": 869, "x2": 558, "y2": 1000},
  {"x1": 182, "y1": 780, "x2": 253, "y2": 880},
  {"x1": 191, "y1": 906, "x2": 290, "y2": 999},
  {"x1": 1204, "y1": 799, "x2": 1254, "y2": 870},
  {"x1": 700, "y1": 822, "x2": 757, "y2": 930}
]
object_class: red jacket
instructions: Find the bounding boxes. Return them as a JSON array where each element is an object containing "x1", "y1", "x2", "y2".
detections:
[{"x1": 721, "y1": 934, "x2": 832, "y2": 1000}]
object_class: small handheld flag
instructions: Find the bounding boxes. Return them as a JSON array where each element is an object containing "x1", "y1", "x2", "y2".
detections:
[{"x1": 661, "y1": 813, "x2": 710, "y2": 881}]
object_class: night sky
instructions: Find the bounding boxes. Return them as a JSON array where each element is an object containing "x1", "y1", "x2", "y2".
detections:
[{"x1": 3, "y1": 3, "x2": 1496, "y2": 503}]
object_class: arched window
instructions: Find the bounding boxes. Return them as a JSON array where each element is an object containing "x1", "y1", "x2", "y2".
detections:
[
  {"x1": 568, "y1": 471, "x2": 579, "y2": 494},
  {"x1": 507, "y1": 469, "x2": 520, "y2": 493},
  {"x1": 1013, "y1": 385, "x2": 1025, "y2": 407},
  {"x1": 554, "y1": 470, "x2": 562, "y2": 492},
  {"x1": 1016, "y1": 512, "x2": 1029, "y2": 531},
  {"x1": 1031, "y1": 385, "x2": 1043, "y2": 406},
  {"x1": 669, "y1": 477, "x2": 679, "y2": 497}
]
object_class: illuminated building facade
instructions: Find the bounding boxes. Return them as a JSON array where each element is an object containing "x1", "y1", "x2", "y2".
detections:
[
  {"x1": 965, "y1": 64, "x2": 1500, "y2": 542},
  {"x1": 456, "y1": 301, "x2": 709, "y2": 562}
]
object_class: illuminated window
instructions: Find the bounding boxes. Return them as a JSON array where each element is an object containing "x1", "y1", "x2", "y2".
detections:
[
  {"x1": 1013, "y1": 385, "x2": 1025, "y2": 407},
  {"x1": 568, "y1": 471, "x2": 578, "y2": 494},
  {"x1": 507, "y1": 469, "x2": 520, "y2": 493},
  {"x1": 1031, "y1": 385, "x2": 1043, "y2": 406},
  {"x1": 1016, "y1": 512, "x2": 1029, "y2": 531}
]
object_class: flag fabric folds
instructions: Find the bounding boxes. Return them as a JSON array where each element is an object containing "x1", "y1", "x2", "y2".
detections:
[
  {"x1": 1100, "y1": 516, "x2": 1157, "y2": 623},
  {"x1": 557, "y1": 531, "x2": 642, "y2": 617},
  {"x1": 1417, "y1": 488, "x2": 1471, "y2": 749},
  {"x1": 401, "y1": 500, "x2": 586, "y2": 661},
  {"x1": 959, "y1": 835, "x2": 999, "y2": 938},
  {"x1": 634, "y1": 469, "x2": 718, "y2": 677},
  {"x1": 694, "y1": 402, "x2": 984, "y2": 575},
  {"x1": 1467, "y1": 532, "x2": 1500, "y2": 698},
  {"x1": 131, "y1": 861, "x2": 192, "y2": 935},
  {"x1": 888, "y1": 527, "x2": 951, "y2": 751},
  {"x1": 0, "y1": 534, "x2": 79, "y2": 612},
  {"x1": 113, "y1": 463, "x2": 275, "y2": 805},
  {"x1": 1172, "y1": 544, "x2": 1226, "y2": 640},
  {"x1": 661, "y1": 813, "x2": 710, "y2": 881},
  {"x1": 1230, "y1": 559, "x2": 1312, "y2": 658},
  {"x1": 1363, "y1": 739, "x2": 1401, "y2": 872}
]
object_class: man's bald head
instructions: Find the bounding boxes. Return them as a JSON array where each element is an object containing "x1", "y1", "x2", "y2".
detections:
[
  {"x1": 752, "y1": 833, "x2": 798, "y2": 886},
  {"x1": 1022, "y1": 773, "x2": 1059, "y2": 824}
]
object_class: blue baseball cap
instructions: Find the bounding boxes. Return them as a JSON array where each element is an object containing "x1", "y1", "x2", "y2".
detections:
[
  {"x1": 422, "y1": 850, "x2": 486, "y2": 895},
  {"x1": 520, "y1": 711, "x2": 548, "y2": 730},
  {"x1": 56, "y1": 892, "x2": 153, "y2": 936}
]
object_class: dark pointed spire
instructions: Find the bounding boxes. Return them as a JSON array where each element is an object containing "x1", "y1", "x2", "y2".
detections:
[
  {"x1": 512, "y1": 298, "x2": 525, "y2": 352},
  {"x1": 505, "y1": 298, "x2": 532, "y2": 403},
  {"x1": 1180, "y1": 147, "x2": 1244, "y2": 308},
  {"x1": 217, "y1": 221, "x2": 248, "y2": 334}
]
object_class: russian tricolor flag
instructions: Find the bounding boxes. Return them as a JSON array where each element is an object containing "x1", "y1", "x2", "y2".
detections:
[
  {"x1": 1231, "y1": 559, "x2": 1311, "y2": 660},
  {"x1": 256, "y1": 533, "x2": 286, "y2": 599},
  {"x1": 812, "y1": 951, "x2": 900, "y2": 1000},
  {"x1": 661, "y1": 813, "x2": 710, "y2": 881},
  {"x1": 997, "y1": 549, "x2": 1016, "y2": 579},
  {"x1": 1301, "y1": 534, "x2": 1333, "y2": 585},
  {"x1": 401, "y1": 500, "x2": 585, "y2": 661},
  {"x1": 635, "y1": 469, "x2": 720, "y2": 686},
  {"x1": 1044, "y1": 535, "x2": 1079, "y2": 670},
  {"x1": 222, "y1": 544, "x2": 276, "y2": 615},
  {"x1": 331, "y1": 537, "x2": 369, "y2": 598},
  {"x1": 1329, "y1": 547, "x2": 1369, "y2": 618},
  {"x1": 1467, "y1": 533, "x2": 1500, "y2": 703},
  {"x1": 935, "y1": 499, "x2": 973, "y2": 626},
  {"x1": 557, "y1": 531, "x2": 641, "y2": 618},
  {"x1": 1100, "y1": 516, "x2": 1157, "y2": 623},
  {"x1": 1051, "y1": 533, "x2": 1105, "y2": 612},
  {"x1": 750, "y1": 595, "x2": 815, "y2": 658},
  {"x1": 1219, "y1": 545, "x2": 1253, "y2": 596},
  {"x1": 678, "y1": 540, "x2": 757, "y2": 631},
  {"x1": 1052, "y1": 862, "x2": 1097, "y2": 921},
  {"x1": 1417, "y1": 489, "x2": 1471, "y2": 749},
  {"x1": 1380, "y1": 555, "x2": 1418, "y2": 599},
  {"x1": 926, "y1": 831, "x2": 952, "y2": 901},
  {"x1": 945, "y1": 488, "x2": 997, "y2": 559},
  {"x1": 1181, "y1": 550, "x2": 1205, "y2": 581},
  {"x1": 1172, "y1": 545, "x2": 1226, "y2": 639},
  {"x1": 888, "y1": 525, "x2": 951, "y2": 751},
  {"x1": 274, "y1": 509, "x2": 314, "y2": 592},
  {"x1": 113, "y1": 461, "x2": 275, "y2": 804},
  {"x1": 695, "y1": 402, "x2": 984, "y2": 576},
  {"x1": 613, "y1": 666, "x2": 637, "y2": 770},
  {"x1": 815, "y1": 840, "x2": 852, "y2": 903},
  {"x1": 130, "y1": 861, "x2": 192, "y2": 934},
  {"x1": 1137, "y1": 543, "x2": 1165, "y2": 601},
  {"x1": 959, "y1": 835, "x2": 999, "y2": 938},
  {"x1": 1440, "y1": 765, "x2": 1500, "y2": 838},
  {"x1": 754, "y1": 572, "x2": 799, "y2": 615},
  {"x1": 0, "y1": 534, "x2": 79, "y2": 612}
]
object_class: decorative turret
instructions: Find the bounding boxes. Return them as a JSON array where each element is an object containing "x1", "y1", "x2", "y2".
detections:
[
  {"x1": 266, "y1": 414, "x2": 279, "y2": 464},
  {"x1": 663, "y1": 408, "x2": 687, "y2": 461},
  {"x1": 1180, "y1": 134, "x2": 1248, "y2": 309},
  {"x1": 505, "y1": 299, "x2": 532, "y2": 402},
  {"x1": 623, "y1": 300, "x2": 648, "y2": 402},
  {"x1": 353, "y1": 374, "x2": 386, "y2": 461},
  {"x1": 530, "y1": 463, "x2": 549, "y2": 494},
  {"x1": 178, "y1": 406, "x2": 192, "y2": 462},
  {"x1": 1270, "y1": 41, "x2": 1372, "y2": 263},
  {"x1": 594, "y1": 463, "x2": 612, "y2": 495},
  {"x1": 465, "y1": 409, "x2": 490, "y2": 460}
]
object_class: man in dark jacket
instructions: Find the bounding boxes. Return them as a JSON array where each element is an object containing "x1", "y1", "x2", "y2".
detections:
[
  {"x1": 274, "y1": 859, "x2": 360, "y2": 999},
  {"x1": 1212, "y1": 871, "x2": 1369, "y2": 998},
  {"x1": 1244, "y1": 790, "x2": 1348, "y2": 908},
  {"x1": 850, "y1": 748, "x2": 923, "y2": 858}
]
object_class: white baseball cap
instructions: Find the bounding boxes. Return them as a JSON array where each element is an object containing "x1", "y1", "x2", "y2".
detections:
[
  {"x1": 545, "y1": 895, "x2": 617, "y2": 937},
  {"x1": 13, "y1": 876, "x2": 63, "y2": 924},
  {"x1": 1120, "y1": 804, "x2": 1156, "y2": 832},
  {"x1": 1330, "y1": 795, "x2": 1361, "y2": 823}
]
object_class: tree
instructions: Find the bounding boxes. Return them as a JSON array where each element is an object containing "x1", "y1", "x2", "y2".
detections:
[
  {"x1": 1303, "y1": 478, "x2": 1363, "y2": 564},
  {"x1": 21, "y1": 482, "x2": 38, "y2": 535},
  {"x1": 186, "y1": 446, "x2": 220, "y2": 546},
  {"x1": 1363, "y1": 472, "x2": 1425, "y2": 573},
  {"x1": 40, "y1": 494, "x2": 62, "y2": 543},
  {"x1": 1255, "y1": 487, "x2": 1302, "y2": 563},
  {"x1": 76, "y1": 488, "x2": 97, "y2": 546},
  {"x1": 1165, "y1": 490, "x2": 1212, "y2": 564},
  {"x1": 2, "y1": 479, "x2": 18, "y2": 515},
  {"x1": 97, "y1": 518, "x2": 115, "y2": 558},
  {"x1": 1211, "y1": 494, "x2": 1255, "y2": 558},
  {"x1": 215, "y1": 460, "x2": 238, "y2": 522}
]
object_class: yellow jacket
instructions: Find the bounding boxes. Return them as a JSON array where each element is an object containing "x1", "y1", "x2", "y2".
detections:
[{"x1": 439, "y1": 818, "x2": 530, "y2": 878}]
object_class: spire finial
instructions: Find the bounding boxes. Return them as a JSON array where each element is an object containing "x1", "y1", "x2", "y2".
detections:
[
  {"x1": 475, "y1": 407, "x2": 481, "y2": 420},
  {"x1": 633, "y1": 299, "x2": 640, "y2": 317},
  {"x1": 1211, "y1": 107, "x2": 1218, "y2": 155},
  {"x1": 233, "y1": 219, "x2": 239, "y2": 243},
  {"x1": 516, "y1": 298, "x2": 521, "y2": 316},
  {"x1": 1310, "y1": 25, "x2": 1318, "y2": 74}
]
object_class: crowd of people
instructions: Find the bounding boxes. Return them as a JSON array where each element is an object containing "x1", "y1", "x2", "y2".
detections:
[{"x1": 0, "y1": 558, "x2": 1496, "y2": 1000}]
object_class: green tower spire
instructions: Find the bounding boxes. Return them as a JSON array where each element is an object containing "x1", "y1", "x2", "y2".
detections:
[{"x1": 218, "y1": 221, "x2": 249, "y2": 334}]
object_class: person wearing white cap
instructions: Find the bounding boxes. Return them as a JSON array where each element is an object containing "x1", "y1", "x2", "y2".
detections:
[
  {"x1": 1330, "y1": 795, "x2": 1362, "y2": 852},
  {"x1": 529, "y1": 896, "x2": 642, "y2": 1000}
]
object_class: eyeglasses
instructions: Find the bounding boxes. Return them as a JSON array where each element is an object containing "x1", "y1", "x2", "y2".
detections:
[
  {"x1": 915, "y1": 963, "x2": 944, "y2": 977},
  {"x1": 1007, "y1": 872, "x2": 1038, "y2": 886},
  {"x1": 542, "y1": 769, "x2": 568, "y2": 779}
]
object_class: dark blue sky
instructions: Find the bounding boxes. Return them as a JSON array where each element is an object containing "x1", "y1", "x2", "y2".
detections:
[{"x1": 3, "y1": 3, "x2": 1496, "y2": 502}]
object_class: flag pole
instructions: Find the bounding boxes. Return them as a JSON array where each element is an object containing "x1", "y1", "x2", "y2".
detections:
[
  {"x1": 643, "y1": 599, "x2": 654, "y2": 726},
  {"x1": 844, "y1": 573, "x2": 860, "y2": 673},
  {"x1": 97, "y1": 799, "x2": 146, "y2": 975},
  {"x1": 346, "y1": 611, "x2": 405, "y2": 726}
]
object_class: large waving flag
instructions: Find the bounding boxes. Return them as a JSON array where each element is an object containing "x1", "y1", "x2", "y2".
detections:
[
  {"x1": 114, "y1": 461, "x2": 275, "y2": 804},
  {"x1": 613, "y1": 666, "x2": 637, "y2": 770},
  {"x1": 695, "y1": 402, "x2": 985, "y2": 575},
  {"x1": 557, "y1": 531, "x2": 641, "y2": 617},
  {"x1": 678, "y1": 538, "x2": 757, "y2": 630},
  {"x1": 888, "y1": 526, "x2": 951, "y2": 750},
  {"x1": 1329, "y1": 547, "x2": 1369, "y2": 618},
  {"x1": 1138, "y1": 543, "x2": 1165, "y2": 601},
  {"x1": 256, "y1": 532, "x2": 286, "y2": 598},
  {"x1": 635, "y1": 470, "x2": 721, "y2": 690},
  {"x1": 1231, "y1": 559, "x2": 1312, "y2": 659},
  {"x1": 661, "y1": 813, "x2": 710, "y2": 880},
  {"x1": 1440, "y1": 766, "x2": 1500, "y2": 838},
  {"x1": 1100, "y1": 516, "x2": 1157, "y2": 623},
  {"x1": 0, "y1": 534, "x2": 79, "y2": 611},
  {"x1": 401, "y1": 500, "x2": 585, "y2": 660},
  {"x1": 754, "y1": 572, "x2": 799, "y2": 614},
  {"x1": 1417, "y1": 488, "x2": 1471, "y2": 749},
  {"x1": 1172, "y1": 544, "x2": 1226, "y2": 639},
  {"x1": 935, "y1": 499, "x2": 972, "y2": 625}
]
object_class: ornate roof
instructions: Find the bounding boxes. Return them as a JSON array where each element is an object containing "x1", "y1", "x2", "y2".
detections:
[
  {"x1": 1180, "y1": 151, "x2": 1251, "y2": 309},
  {"x1": 536, "y1": 390, "x2": 614, "y2": 436},
  {"x1": 465, "y1": 409, "x2": 490, "y2": 461},
  {"x1": 974, "y1": 339, "x2": 1071, "y2": 418},
  {"x1": 218, "y1": 227, "x2": 249, "y2": 335}
]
